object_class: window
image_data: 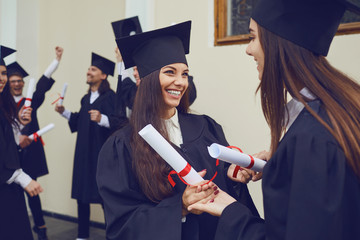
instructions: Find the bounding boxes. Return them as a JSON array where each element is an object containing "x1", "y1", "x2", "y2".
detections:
[{"x1": 214, "y1": 0, "x2": 360, "y2": 46}]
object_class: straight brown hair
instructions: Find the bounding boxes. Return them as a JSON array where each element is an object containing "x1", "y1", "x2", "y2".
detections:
[
  {"x1": 130, "y1": 70, "x2": 190, "y2": 202},
  {"x1": 257, "y1": 24, "x2": 360, "y2": 178}
]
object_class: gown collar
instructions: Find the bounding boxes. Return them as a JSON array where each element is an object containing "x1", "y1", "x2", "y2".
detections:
[{"x1": 285, "y1": 87, "x2": 316, "y2": 129}]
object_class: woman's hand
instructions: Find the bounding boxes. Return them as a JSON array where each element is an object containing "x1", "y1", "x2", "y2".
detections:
[
  {"x1": 227, "y1": 150, "x2": 271, "y2": 182},
  {"x1": 188, "y1": 188, "x2": 236, "y2": 217},
  {"x1": 227, "y1": 164, "x2": 255, "y2": 183},
  {"x1": 251, "y1": 150, "x2": 271, "y2": 181},
  {"x1": 18, "y1": 106, "x2": 32, "y2": 125},
  {"x1": 182, "y1": 169, "x2": 215, "y2": 216},
  {"x1": 24, "y1": 180, "x2": 43, "y2": 197}
]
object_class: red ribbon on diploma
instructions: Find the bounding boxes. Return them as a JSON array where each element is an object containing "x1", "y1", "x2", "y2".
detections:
[
  {"x1": 228, "y1": 146, "x2": 255, "y2": 178},
  {"x1": 17, "y1": 98, "x2": 24, "y2": 108},
  {"x1": 167, "y1": 160, "x2": 219, "y2": 187},
  {"x1": 33, "y1": 133, "x2": 45, "y2": 146},
  {"x1": 51, "y1": 93, "x2": 63, "y2": 105}
]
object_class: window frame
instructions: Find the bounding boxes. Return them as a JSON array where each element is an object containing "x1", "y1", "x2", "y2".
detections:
[{"x1": 214, "y1": 0, "x2": 360, "y2": 46}]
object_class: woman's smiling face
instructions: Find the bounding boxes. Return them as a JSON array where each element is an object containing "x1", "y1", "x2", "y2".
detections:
[{"x1": 159, "y1": 63, "x2": 189, "y2": 118}]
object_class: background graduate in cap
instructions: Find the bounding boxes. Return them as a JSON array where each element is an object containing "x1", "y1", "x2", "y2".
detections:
[
  {"x1": 112, "y1": 16, "x2": 197, "y2": 118},
  {"x1": 0, "y1": 45, "x2": 43, "y2": 240},
  {"x1": 187, "y1": 0, "x2": 360, "y2": 239},
  {"x1": 55, "y1": 52, "x2": 116, "y2": 240},
  {"x1": 97, "y1": 21, "x2": 258, "y2": 240},
  {"x1": 7, "y1": 46, "x2": 63, "y2": 240}
]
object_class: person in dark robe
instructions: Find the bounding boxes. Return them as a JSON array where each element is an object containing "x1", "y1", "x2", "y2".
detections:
[
  {"x1": 96, "y1": 21, "x2": 258, "y2": 240},
  {"x1": 187, "y1": 1, "x2": 360, "y2": 239},
  {"x1": 0, "y1": 45, "x2": 43, "y2": 240},
  {"x1": 111, "y1": 17, "x2": 197, "y2": 118},
  {"x1": 54, "y1": 52, "x2": 116, "y2": 240},
  {"x1": 7, "y1": 46, "x2": 63, "y2": 240}
]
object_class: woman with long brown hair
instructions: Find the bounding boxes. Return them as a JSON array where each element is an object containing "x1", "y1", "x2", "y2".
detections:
[
  {"x1": 187, "y1": 0, "x2": 360, "y2": 239},
  {"x1": 96, "y1": 21, "x2": 258, "y2": 240},
  {"x1": 0, "y1": 45, "x2": 43, "y2": 239}
]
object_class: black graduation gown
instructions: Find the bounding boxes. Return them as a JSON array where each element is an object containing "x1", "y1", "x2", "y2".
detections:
[
  {"x1": 119, "y1": 76, "x2": 137, "y2": 110},
  {"x1": 108, "y1": 75, "x2": 129, "y2": 132},
  {"x1": 18, "y1": 75, "x2": 55, "y2": 178},
  {"x1": 0, "y1": 110, "x2": 33, "y2": 240},
  {"x1": 97, "y1": 112, "x2": 258, "y2": 240},
  {"x1": 69, "y1": 89, "x2": 115, "y2": 203},
  {"x1": 214, "y1": 100, "x2": 360, "y2": 240}
]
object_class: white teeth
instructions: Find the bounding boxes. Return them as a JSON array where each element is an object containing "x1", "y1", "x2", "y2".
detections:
[{"x1": 167, "y1": 90, "x2": 181, "y2": 96}]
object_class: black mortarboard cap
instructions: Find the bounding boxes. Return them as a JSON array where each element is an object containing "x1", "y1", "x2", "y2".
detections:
[
  {"x1": 7, "y1": 61, "x2": 29, "y2": 78},
  {"x1": 111, "y1": 16, "x2": 143, "y2": 39},
  {"x1": 0, "y1": 45, "x2": 16, "y2": 66},
  {"x1": 91, "y1": 52, "x2": 115, "y2": 76},
  {"x1": 116, "y1": 21, "x2": 191, "y2": 78},
  {"x1": 252, "y1": 0, "x2": 359, "y2": 56}
]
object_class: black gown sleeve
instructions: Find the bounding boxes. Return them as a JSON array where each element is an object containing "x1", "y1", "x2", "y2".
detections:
[
  {"x1": 0, "y1": 129, "x2": 16, "y2": 184},
  {"x1": 97, "y1": 130, "x2": 184, "y2": 240},
  {"x1": 215, "y1": 132, "x2": 350, "y2": 240},
  {"x1": 108, "y1": 75, "x2": 128, "y2": 132},
  {"x1": 0, "y1": 113, "x2": 21, "y2": 184},
  {"x1": 31, "y1": 75, "x2": 55, "y2": 110},
  {"x1": 68, "y1": 97, "x2": 84, "y2": 133},
  {"x1": 121, "y1": 77, "x2": 137, "y2": 110}
]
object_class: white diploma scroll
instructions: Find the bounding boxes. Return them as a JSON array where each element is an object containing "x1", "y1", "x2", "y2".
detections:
[
  {"x1": 58, "y1": 83, "x2": 68, "y2": 105},
  {"x1": 29, "y1": 123, "x2": 55, "y2": 140},
  {"x1": 208, "y1": 143, "x2": 266, "y2": 172},
  {"x1": 24, "y1": 78, "x2": 35, "y2": 108},
  {"x1": 139, "y1": 124, "x2": 204, "y2": 185}
]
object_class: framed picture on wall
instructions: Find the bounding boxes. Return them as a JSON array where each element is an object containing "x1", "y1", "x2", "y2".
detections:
[{"x1": 214, "y1": 0, "x2": 360, "y2": 46}]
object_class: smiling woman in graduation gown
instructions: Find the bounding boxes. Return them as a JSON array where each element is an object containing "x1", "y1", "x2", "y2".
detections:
[
  {"x1": 0, "y1": 46, "x2": 34, "y2": 240},
  {"x1": 97, "y1": 111, "x2": 258, "y2": 240},
  {"x1": 97, "y1": 21, "x2": 258, "y2": 240}
]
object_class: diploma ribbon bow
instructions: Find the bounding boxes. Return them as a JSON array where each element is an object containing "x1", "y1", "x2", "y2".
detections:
[
  {"x1": 33, "y1": 133, "x2": 45, "y2": 146},
  {"x1": 51, "y1": 93, "x2": 63, "y2": 105},
  {"x1": 229, "y1": 146, "x2": 255, "y2": 178},
  {"x1": 167, "y1": 160, "x2": 219, "y2": 187}
]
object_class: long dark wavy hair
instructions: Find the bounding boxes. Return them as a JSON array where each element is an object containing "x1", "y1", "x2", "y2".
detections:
[
  {"x1": 257, "y1": 23, "x2": 360, "y2": 178},
  {"x1": 0, "y1": 71, "x2": 19, "y2": 127},
  {"x1": 130, "y1": 69, "x2": 190, "y2": 202}
]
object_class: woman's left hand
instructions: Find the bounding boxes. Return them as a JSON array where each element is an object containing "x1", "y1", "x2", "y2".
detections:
[
  {"x1": 19, "y1": 106, "x2": 32, "y2": 125},
  {"x1": 227, "y1": 164, "x2": 255, "y2": 183}
]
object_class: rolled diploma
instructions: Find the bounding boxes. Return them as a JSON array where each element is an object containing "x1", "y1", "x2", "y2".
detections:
[
  {"x1": 139, "y1": 124, "x2": 204, "y2": 185},
  {"x1": 208, "y1": 143, "x2": 266, "y2": 172},
  {"x1": 24, "y1": 78, "x2": 35, "y2": 108},
  {"x1": 29, "y1": 123, "x2": 55, "y2": 140},
  {"x1": 58, "y1": 83, "x2": 68, "y2": 105}
]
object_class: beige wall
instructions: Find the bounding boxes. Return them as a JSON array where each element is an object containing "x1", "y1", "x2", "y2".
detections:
[{"x1": 14, "y1": 0, "x2": 360, "y2": 223}]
